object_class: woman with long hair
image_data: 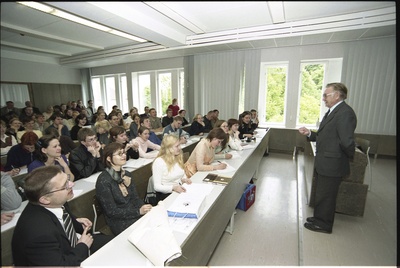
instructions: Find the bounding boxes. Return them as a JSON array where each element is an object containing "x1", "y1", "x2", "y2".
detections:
[
  {"x1": 184, "y1": 128, "x2": 227, "y2": 178},
  {"x1": 28, "y1": 134, "x2": 75, "y2": 181},
  {"x1": 128, "y1": 113, "x2": 141, "y2": 140},
  {"x1": 70, "y1": 114, "x2": 87, "y2": 140},
  {"x1": 226, "y1": 118, "x2": 243, "y2": 151},
  {"x1": 133, "y1": 126, "x2": 161, "y2": 158},
  {"x1": 213, "y1": 120, "x2": 233, "y2": 159},
  {"x1": 95, "y1": 142, "x2": 152, "y2": 235},
  {"x1": 152, "y1": 135, "x2": 191, "y2": 201}
]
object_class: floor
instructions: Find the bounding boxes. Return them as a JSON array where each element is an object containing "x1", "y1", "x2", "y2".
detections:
[{"x1": 208, "y1": 153, "x2": 397, "y2": 266}]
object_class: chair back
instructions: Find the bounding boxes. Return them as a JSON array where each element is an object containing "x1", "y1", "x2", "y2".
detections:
[
  {"x1": 355, "y1": 137, "x2": 370, "y2": 155},
  {"x1": 92, "y1": 194, "x2": 112, "y2": 235}
]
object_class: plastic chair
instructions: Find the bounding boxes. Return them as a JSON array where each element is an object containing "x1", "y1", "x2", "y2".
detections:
[{"x1": 355, "y1": 137, "x2": 372, "y2": 190}]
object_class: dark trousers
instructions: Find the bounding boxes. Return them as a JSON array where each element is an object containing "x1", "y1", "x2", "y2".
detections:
[
  {"x1": 90, "y1": 234, "x2": 114, "y2": 254},
  {"x1": 313, "y1": 172, "x2": 342, "y2": 231}
]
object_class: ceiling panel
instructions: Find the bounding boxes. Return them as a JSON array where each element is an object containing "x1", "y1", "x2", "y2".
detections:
[{"x1": 0, "y1": 1, "x2": 396, "y2": 68}]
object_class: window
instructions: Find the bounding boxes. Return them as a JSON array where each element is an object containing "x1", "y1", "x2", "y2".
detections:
[
  {"x1": 158, "y1": 72, "x2": 172, "y2": 114},
  {"x1": 261, "y1": 64, "x2": 288, "y2": 124},
  {"x1": 138, "y1": 73, "x2": 151, "y2": 112},
  {"x1": 297, "y1": 63, "x2": 325, "y2": 125},
  {"x1": 91, "y1": 74, "x2": 126, "y2": 114}
]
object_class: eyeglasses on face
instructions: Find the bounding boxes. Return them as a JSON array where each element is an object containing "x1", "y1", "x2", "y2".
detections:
[
  {"x1": 43, "y1": 175, "x2": 71, "y2": 195},
  {"x1": 113, "y1": 151, "x2": 126, "y2": 157},
  {"x1": 323, "y1": 92, "x2": 335, "y2": 98}
]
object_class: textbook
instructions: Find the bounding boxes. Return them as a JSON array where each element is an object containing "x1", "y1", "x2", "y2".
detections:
[{"x1": 203, "y1": 173, "x2": 233, "y2": 185}]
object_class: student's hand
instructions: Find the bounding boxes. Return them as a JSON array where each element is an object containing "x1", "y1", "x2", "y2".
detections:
[
  {"x1": 180, "y1": 137, "x2": 187, "y2": 144},
  {"x1": 140, "y1": 204, "x2": 152, "y2": 215},
  {"x1": 8, "y1": 168, "x2": 20, "y2": 176},
  {"x1": 215, "y1": 162, "x2": 227, "y2": 170},
  {"x1": 76, "y1": 218, "x2": 92, "y2": 230},
  {"x1": 181, "y1": 178, "x2": 192, "y2": 185},
  {"x1": 225, "y1": 153, "x2": 233, "y2": 159},
  {"x1": 1, "y1": 212, "x2": 15, "y2": 225},
  {"x1": 55, "y1": 156, "x2": 68, "y2": 168},
  {"x1": 78, "y1": 226, "x2": 94, "y2": 248},
  {"x1": 199, "y1": 132, "x2": 204, "y2": 136},
  {"x1": 173, "y1": 184, "x2": 186, "y2": 193}
]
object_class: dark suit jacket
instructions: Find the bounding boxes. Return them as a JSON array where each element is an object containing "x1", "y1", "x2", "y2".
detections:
[
  {"x1": 309, "y1": 101, "x2": 357, "y2": 177},
  {"x1": 12, "y1": 202, "x2": 88, "y2": 266}
]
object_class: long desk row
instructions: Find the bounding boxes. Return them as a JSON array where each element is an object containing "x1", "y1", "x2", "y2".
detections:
[
  {"x1": 81, "y1": 128, "x2": 270, "y2": 266},
  {"x1": 0, "y1": 136, "x2": 201, "y2": 266}
]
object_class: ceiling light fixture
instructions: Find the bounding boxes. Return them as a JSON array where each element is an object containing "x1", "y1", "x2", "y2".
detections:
[
  {"x1": 267, "y1": 1, "x2": 285, "y2": 24},
  {"x1": 17, "y1": 1, "x2": 147, "y2": 43}
]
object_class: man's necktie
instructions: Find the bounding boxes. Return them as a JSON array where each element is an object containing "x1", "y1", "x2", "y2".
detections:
[
  {"x1": 321, "y1": 109, "x2": 330, "y2": 122},
  {"x1": 62, "y1": 206, "x2": 78, "y2": 247}
]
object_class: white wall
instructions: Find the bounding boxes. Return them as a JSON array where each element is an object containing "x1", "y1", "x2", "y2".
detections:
[{"x1": 1, "y1": 57, "x2": 81, "y2": 84}]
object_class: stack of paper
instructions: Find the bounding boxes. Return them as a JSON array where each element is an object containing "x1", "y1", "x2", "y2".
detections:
[
  {"x1": 167, "y1": 183, "x2": 213, "y2": 219},
  {"x1": 127, "y1": 202, "x2": 182, "y2": 266}
]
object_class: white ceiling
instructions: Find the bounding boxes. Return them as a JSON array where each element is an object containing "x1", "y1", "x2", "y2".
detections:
[{"x1": 0, "y1": 1, "x2": 396, "y2": 69}]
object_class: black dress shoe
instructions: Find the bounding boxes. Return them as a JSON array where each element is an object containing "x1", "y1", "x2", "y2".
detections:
[
  {"x1": 304, "y1": 222, "x2": 332, "y2": 234},
  {"x1": 306, "y1": 217, "x2": 315, "y2": 222}
]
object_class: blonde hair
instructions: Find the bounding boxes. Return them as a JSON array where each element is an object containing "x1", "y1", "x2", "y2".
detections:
[
  {"x1": 155, "y1": 135, "x2": 184, "y2": 172},
  {"x1": 95, "y1": 120, "x2": 111, "y2": 132}
]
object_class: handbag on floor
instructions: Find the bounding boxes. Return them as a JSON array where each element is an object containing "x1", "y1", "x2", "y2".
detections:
[{"x1": 236, "y1": 183, "x2": 256, "y2": 211}]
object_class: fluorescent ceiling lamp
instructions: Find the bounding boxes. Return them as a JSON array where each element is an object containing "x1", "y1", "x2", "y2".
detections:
[
  {"x1": 267, "y1": 1, "x2": 285, "y2": 24},
  {"x1": 17, "y1": 1, "x2": 147, "y2": 43}
]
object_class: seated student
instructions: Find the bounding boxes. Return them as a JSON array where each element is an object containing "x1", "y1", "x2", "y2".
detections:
[
  {"x1": 226, "y1": 118, "x2": 243, "y2": 151},
  {"x1": 178, "y1": 109, "x2": 189, "y2": 126},
  {"x1": 44, "y1": 127, "x2": 77, "y2": 159},
  {"x1": 109, "y1": 126, "x2": 139, "y2": 160},
  {"x1": 95, "y1": 142, "x2": 152, "y2": 235},
  {"x1": 168, "y1": 98, "x2": 180, "y2": 116},
  {"x1": 133, "y1": 126, "x2": 161, "y2": 158},
  {"x1": 250, "y1": 109, "x2": 259, "y2": 129},
  {"x1": 4, "y1": 132, "x2": 38, "y2": 171},
  {"x1": 124, "y1": 107, "x2": 139, "y2": 126},
  {"x1": 46, "y1": 112, "x2": 71, "y2": 138},
  {"x1": 213, "y1": 120, "x2": 233, "y2": 160},
  {"x1": 1, "y1": 172, "x2": 23, "y2": 219},
  {"x1": 202, "y1": 111, "x2": 214, "y2": 132},
  {"x1": 70, "y1": 114, "x2": 88, "y2": 141},
  {"x1": 184, "y1": 128, "x2": 228, "y2": 178},
  {"x1": 148, "y1": 108, "x2": 163, "y2": 132},
  {"x1": 12, "y1": 166, "x2": 112, "y2": 266},
  {"x1": 28, "y1": 134, "x2": 75, "y2": 181},
  {"x1": 140, "y1": 116, "x2": 162, "y2": 148},
  {"x1": 238, "y1": 111, "x2": 256, "y2": 139},
  {"x1": 94, "y1": 120, "x2": 111, "y2": 149},
  {"x1": 17, "y1": 116, "x2": 43, "y2": 142},
  {"x1": 33, "y1": 113, "x2": 50, "y2": 134},
  {"x1": 5, "y1": 117, "x2": 23, "y2": 141},
  {"x1": 69, "y1": 128, "x2": 105, "y2": 180},
  {"x1": 189, "y1": 114, "x2": 206, "y2": 136},
  {"x1": 162, "y1": 116, "x2": 190, "y2": 144},
  {"x1": 151, "y1": 135, "x2": 192, "y2": 202},
  {"x1": 161, "y1": 108, "x2": 174, "y2": 128},
  {"x1": 128, "y1": 113, "x2": 141, "y2": 140},
  {"x1": 1, "y1": 119, "x2": 17, "y2": 156}
]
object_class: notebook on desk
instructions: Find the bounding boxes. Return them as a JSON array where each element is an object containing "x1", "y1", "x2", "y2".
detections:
[{"x1": 203, "y1": 173, "x2": 233, "y2": 185}]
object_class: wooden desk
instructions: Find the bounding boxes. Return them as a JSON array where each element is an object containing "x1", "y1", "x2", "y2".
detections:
[{"x1": 81, "y1": 129, "x2": 270, "y2": 266}]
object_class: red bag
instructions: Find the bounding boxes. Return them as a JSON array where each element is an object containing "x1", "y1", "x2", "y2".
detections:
[{"x1": 236, "y1": 183, "x2": 256, "y2": 211}]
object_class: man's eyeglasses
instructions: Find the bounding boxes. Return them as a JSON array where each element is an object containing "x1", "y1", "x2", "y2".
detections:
[
  {"x1": 43, "y1": 176, "x2": 71, "y2": 195},
  {"x1": 323, "y1": 92, "x2": 335, "y2": 98}
]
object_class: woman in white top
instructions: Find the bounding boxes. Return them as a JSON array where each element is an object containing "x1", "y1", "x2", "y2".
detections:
[
  {"x1": 133, "y1": 126, "x2": 161, "y2": 158},
  {"x1": 227, "y1": 118, "x2": 243, "y2": 151},
  {"x1": 152, "y1": 135, "x2": 192, "y2": 201}
]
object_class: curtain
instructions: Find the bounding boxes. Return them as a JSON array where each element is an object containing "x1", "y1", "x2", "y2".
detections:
[
  {"x1": 80, "y1": 68, "x2": 94, "y2": 105},
  {"x1": 0, "y1": 83, "x2": 30, "y2": 108},
  {"x1": 342, "y1": 39, "x2": 396, "y2": 135}
]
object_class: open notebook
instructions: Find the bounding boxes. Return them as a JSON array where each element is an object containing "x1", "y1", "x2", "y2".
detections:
[{"x1": 127, "y1": 202, "x2": 182, "y2": 266}]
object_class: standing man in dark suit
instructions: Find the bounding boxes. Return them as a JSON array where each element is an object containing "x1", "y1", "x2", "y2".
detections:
[
  {"x1": 299, "y1": 82, "x2": 357, "y2": 234},
  {"x1": 12, "y1": 166, "x2": 112, "y2": 266}
]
